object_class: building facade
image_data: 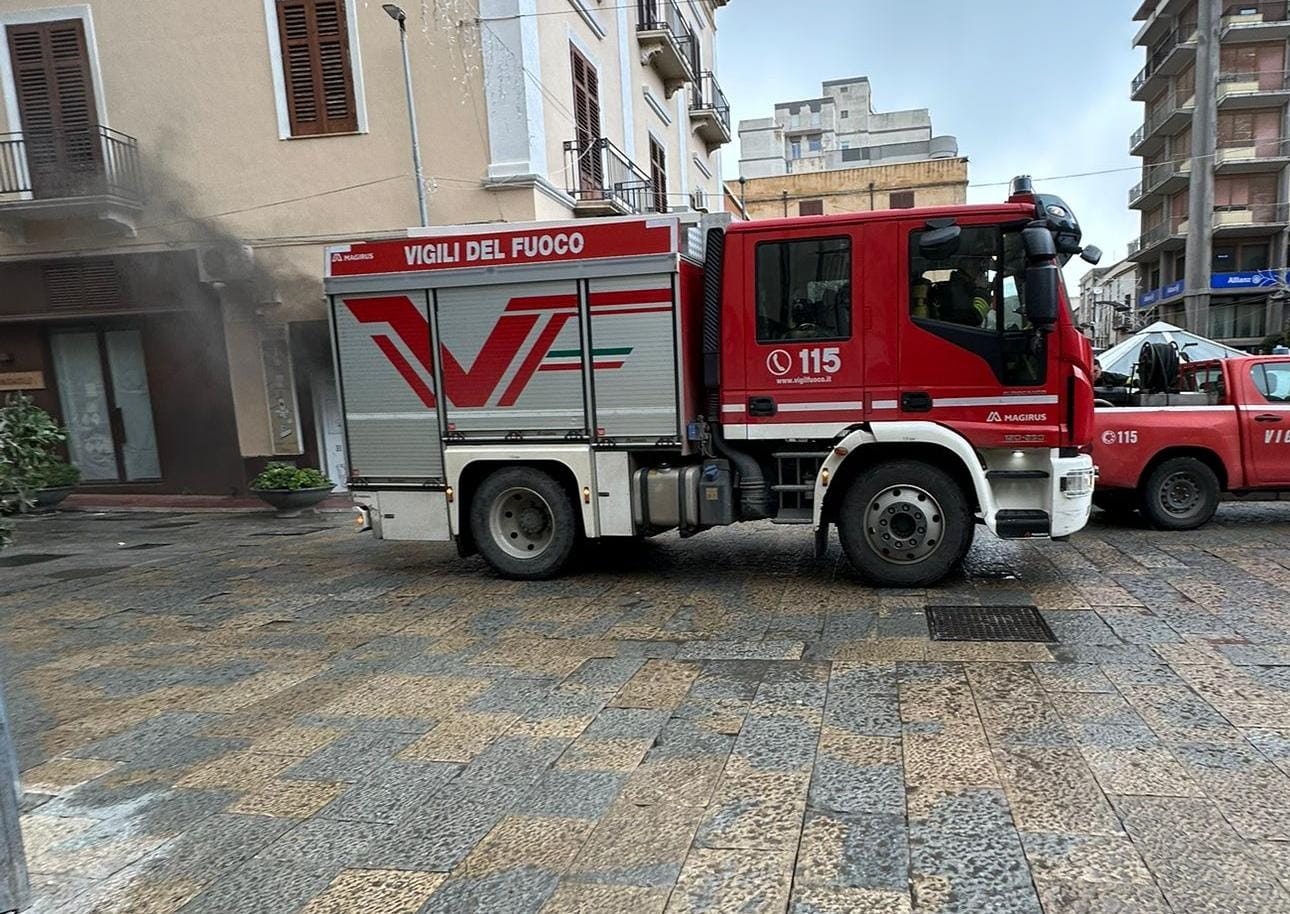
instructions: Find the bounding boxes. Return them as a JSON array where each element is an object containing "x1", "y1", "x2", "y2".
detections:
[
  {"x1": 1077, "y1": 258, "x2": 1139, "y2": 349},
  {"x1": 1129, "y1": 0, "x2": 1290, "y2": 348},
  {"x1": 726, "y1": 157, "x2": 968, "y2": 221},
  {"x1": 0, "y1": 0, "x2": 730, "y2": 496},
  {"x1": 737, "y1": 76, "x2": 959, "y2": 179}
]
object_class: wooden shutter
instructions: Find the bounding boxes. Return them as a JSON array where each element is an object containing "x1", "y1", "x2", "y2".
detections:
[
  {"x1": 6, "y1": 20, "x2": 100, "y2": 196},
  {"x1": 649, "y1": 137, "x2": 667, "y2": 213},
  {"x1": 276, "y1": 0, "x2": 358, "y2": 136},
  {"x1": 571, "y1": 46, "x2": 602, "y2": 193}
]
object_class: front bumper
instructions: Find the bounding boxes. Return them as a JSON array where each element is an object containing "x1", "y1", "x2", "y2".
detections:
[{"x1": 1050, "y1": 453, "x2": 1095, "y2": 537}]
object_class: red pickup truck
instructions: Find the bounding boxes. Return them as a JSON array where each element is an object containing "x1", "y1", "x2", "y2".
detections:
[{"x1": 1093, "y1": 355, "x2": 1290, "y2": 529}]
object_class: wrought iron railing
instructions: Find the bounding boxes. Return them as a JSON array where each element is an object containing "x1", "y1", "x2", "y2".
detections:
[
  {"x1": 0, "y1": 125, "x2": 142, "y2": 201},
  {"x1": 564, "y1": 137, "x2": 660, "y2": 214},
  {"x1": 1132, "y1": 25, "x2": 1198, "y2": 93},
  {"x1": 1130, "y1": 90, "x2": 1192, "y2": 149},
  {"x1": 1129, "y1": 160, "x2": 1185, "y2": 205},
  {"x1": 637, "y1": 0, "x2": 699, "y2": 78},
  {"x1": 690, "y1": 71, "x2": 730, "y2": 133}
]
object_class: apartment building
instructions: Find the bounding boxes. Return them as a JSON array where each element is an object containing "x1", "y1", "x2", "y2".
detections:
[
  {"x1": 727, "y1": 157, "x2": 968, "y2": 220},
  {"x1": 0, "y1": 0, "x2": 730, "y2": 496},
  {"x1": 1128, "y1": 0, "x2": 1290, "y2": 348},
  {"x1": 737, "y1": 76, "x2": 959, "y2": 179},
  {"x1": 1077, "y1": 258, "x2": 1139, "y2": 349}
]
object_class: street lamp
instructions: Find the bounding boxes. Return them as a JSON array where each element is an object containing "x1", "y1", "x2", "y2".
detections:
[{"x1": 384, "y1": 4, "x2": 429, "y2": 227}]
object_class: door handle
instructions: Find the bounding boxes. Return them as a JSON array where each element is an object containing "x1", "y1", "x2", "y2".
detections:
[
  {"x1": 748, "y1": 396, "x2": 777, "y2": 418},
  {"x1": 1256, "y1": 413, "x2": 1283, "y2": 423},
  {"x1": 901, "y1": 391, "x2": 933, "y2": 413}
]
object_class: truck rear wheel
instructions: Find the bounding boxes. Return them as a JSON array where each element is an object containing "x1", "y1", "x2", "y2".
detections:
[
  {"x1": 470, "y1": 467, "x2": 578, "y2": 580},
  {"x1": 836, "y1": 460, "x2": 973, "y2": 588},
  {"x1": 1140, "y1": 457, "x2": 1219, "y2": 531}
]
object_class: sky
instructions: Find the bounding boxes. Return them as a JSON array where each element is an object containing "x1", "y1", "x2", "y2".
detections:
[{"x1": 714, "y1": 0, "x2": 1143, "y2": 288}]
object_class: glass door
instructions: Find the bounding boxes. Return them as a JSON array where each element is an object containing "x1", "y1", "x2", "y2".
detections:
[{"x1": 50, "y1": 328, "x2": 160, "y2": 483}]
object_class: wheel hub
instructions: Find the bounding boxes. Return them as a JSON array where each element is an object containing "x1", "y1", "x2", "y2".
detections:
[
  {"x1": 489, "y1": 487, "x2": 555, "y2": 559},
  {"x1": 1160, "y1": 471, "x2": 1200, "y2": 516},
  {"x1": 864, "y1": 485, "x2": 946, "y2": 565}
]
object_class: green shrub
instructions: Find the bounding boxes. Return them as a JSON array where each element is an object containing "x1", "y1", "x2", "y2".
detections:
[
  {"x1": 34, "y1": 461, "x2": 80, "y2": 489},
  {"x1": 249, "y1": 462, "x2": 331, "y2": 491},
  {"x1": 0, "y1": 394, "x2": 69, "y2": 545}
]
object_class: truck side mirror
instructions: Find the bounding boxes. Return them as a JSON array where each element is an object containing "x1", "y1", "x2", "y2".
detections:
[
  {"x1": 1025, "y1": 262, "x2": 1060, "y2": 330},
  {"x1": 1080, "y1": 245, "x2": 1103, "y2": 265},
  {"x1": 1021, "y1": 225, "x2": 1059, "y2": 331},
  {"x1": 918, "y1": 225, "x2": 960, "y2": 259}
]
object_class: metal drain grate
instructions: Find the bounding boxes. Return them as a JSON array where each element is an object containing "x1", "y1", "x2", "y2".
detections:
[{"x1": 926, "y1": 605, "x2": 1057, "y2": 643}]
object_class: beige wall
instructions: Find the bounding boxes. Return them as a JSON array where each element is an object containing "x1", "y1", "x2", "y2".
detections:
[
  {"x1": 0, "y1": 0, "x2": 729, "y2": 462},
  {"x1": 729, "y1": 158, "x2": 969, "y2": 220}
]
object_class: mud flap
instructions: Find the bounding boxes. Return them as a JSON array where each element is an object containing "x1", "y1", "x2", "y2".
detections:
[{"x1": 814, "y1": 521, "x2": 829, "y2": 558}]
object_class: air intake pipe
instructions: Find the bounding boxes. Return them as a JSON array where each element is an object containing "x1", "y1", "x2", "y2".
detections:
[{"x1": 710, "y1": 419, "x2": 771, "y2": 521}]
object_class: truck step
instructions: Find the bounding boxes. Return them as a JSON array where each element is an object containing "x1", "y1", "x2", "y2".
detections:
[
  {"x1": 986, "y1": 470, "x2": 1050, "y2": 480},
  {"x1": 773, "y1": 451, "x2": 831, "y2": 460},
  {"x1": 994, "y1": 509, "x2": 1051, "y2": 538},
  {"x1": 771, "y1": 483, "x2": 815, "y2": 493},
  {"x1": 771, "y1": 507, "x2": 813, "y2": 525}
]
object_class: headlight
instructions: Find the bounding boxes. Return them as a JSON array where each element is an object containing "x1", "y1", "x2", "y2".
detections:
[{"x1": 1060, "y1": 469, "x2": 1096, "y2": 499}]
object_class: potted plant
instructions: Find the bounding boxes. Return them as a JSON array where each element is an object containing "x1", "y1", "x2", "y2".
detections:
[
  {"x1": 249, "y1": 463, "x2": 334, "y2": 516},
  {"x1": 0, "y1": 393, "x2": 72, "y2": 541},
  {"x1": 31, "y1": 461, "x2": 80, "y2": 510}
]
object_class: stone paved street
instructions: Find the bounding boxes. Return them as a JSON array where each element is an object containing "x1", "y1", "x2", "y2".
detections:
[{"x1": 4, "y1": 505, "x2": 1290, "y2": 914}]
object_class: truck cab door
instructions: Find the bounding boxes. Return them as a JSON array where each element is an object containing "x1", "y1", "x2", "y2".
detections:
[
  {"x1": 727, "y1": 229, "x2": 865, "y2": 436},
  {"x1": 1243, "y1": 361, "x2": 1290, "y2": 487}
]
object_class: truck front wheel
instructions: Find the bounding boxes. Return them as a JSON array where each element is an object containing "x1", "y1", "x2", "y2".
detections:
[
  {"x1": 470, "y1": 467, "x2": 579, "y2": 580},
  {"x1": 1140, "y1": 457, "x2": 1219, "y2": 531},
  {"x1": 836, "y1": 460, "x2": 973, "y2": 588}
]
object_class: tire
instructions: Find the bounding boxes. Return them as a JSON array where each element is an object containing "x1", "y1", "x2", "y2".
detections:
[
  {"x1": 1139, "y1": 457, "x2": 1220, "y2": 531},
  {"x1": 1093, "y1": 490, "x2": 1138, "y2": 519},
  {"x1": 469, "y1": 467, "x2": 579, "y2": 580},
  {"x1": 836, "y1": 460, "x2": 974, "y2": 588}
]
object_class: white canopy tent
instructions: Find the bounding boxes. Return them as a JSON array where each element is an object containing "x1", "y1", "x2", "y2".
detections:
[{"x1": 1096, "y1": 321, "x2": 1248, "y2": 378}]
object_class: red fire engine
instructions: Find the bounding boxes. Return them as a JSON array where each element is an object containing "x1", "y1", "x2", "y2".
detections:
[{"x1": 325, "y1": 177, "x2": 1099, "y2": 587}]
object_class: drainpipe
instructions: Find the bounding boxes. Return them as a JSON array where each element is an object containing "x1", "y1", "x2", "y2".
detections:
[
  {"x1": 782, "y1": 190, "x2": 789, "y2": 217},
  {"x1": 869, "y1": 181, "x2": 875, "y2": 210}
]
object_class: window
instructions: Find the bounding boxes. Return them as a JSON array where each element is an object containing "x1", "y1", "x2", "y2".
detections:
[
  {"x1": 841, "y1": 110, "x2": 849, "y2": 119},
  {"x1": 889, "y1": 191, "x2": 915, "y2": 209},
  {"x1": 808, "y1": 135, "x2": 822, "y2": 153},
  {"x1": 1254, "y1": 363, "x2": 1290, "y2": 401},
  {"x1": 909, "y1": 225, "x2": 1044, "y2": 385},
  {"x1": 1216, "y1": 174, "x2": 1277, "y2": 221},
  {"x1": 1213, "y1": 241, "x2": 1270, "y2": 272},
  {"x1": 799, "y1": 199, "x2": 824, "y2": 216},
  {"x1": 649, "y1": 136, "x2": 668, "y2": 213},
  {"x1": 840, "y1": 141, "x2": 850, "y2": 150},
  {"x1": 571, "y1": 46, "x2": 602, "y2": 195},
  {"x1": 790, "y1": 141, "x2": 801, "y2": 159},
  {"x1": 275, "y1": 0, "x2": 358, "y2": 137},
  {"x1": 755, "y1": 237, "x2": 851, "y2": 342}
]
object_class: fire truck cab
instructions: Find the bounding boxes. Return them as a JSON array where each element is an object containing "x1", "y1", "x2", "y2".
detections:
[{"x1": 325, "y1": 177, "x2": 1098, "y2": 587}]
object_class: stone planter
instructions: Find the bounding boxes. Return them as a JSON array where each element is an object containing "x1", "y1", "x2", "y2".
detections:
[
  {"x1": 250, "y1": 486, "x2": 334, "y2": 517},
  {"x1": 33, "y1": 486, "x2": 74, "y2": 511}
]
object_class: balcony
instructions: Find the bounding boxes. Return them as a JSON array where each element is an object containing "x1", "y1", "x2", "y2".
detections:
[
  {"x1": 1221, "y1": 2, "x2": 1290, "y2": 41},
  {"x1": 1129, "y1": 158, "x2": 1192, "y2": 209},
  {"x1": 1211, "y1": 203, "x2": 1288, "y2": 235},
  {"x1": 1214, "y1": 138, "x2": 1290, "y2": 173},
  {"x1": 564, "y1": 137, "x2": 660, "y2": 217},
  {"x1": 1131, "y1": 25, "x2": 1198, "y2": 101},
  {"x1": 1127, "y1": 218, "x2": 1188, "y2": 261},
  {"x1": 0, "y1": 126, "x2": 143, "y2": 240},
  {"x1": 1217, "y1": 70, "x2": 1290, "y2": 108},
  {"x1": 689, "y1": 71, "x2": 731, "y2": 153},
  {"x1": 636, "y1": 0, "x2": 699, "y2": 98},
  {"x1": 1129, "y1": 91, "x2": 1196, "y2": 155},
  {"x1": 1135, "y1": 0, "x2": 1189, "y2": 46}
]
